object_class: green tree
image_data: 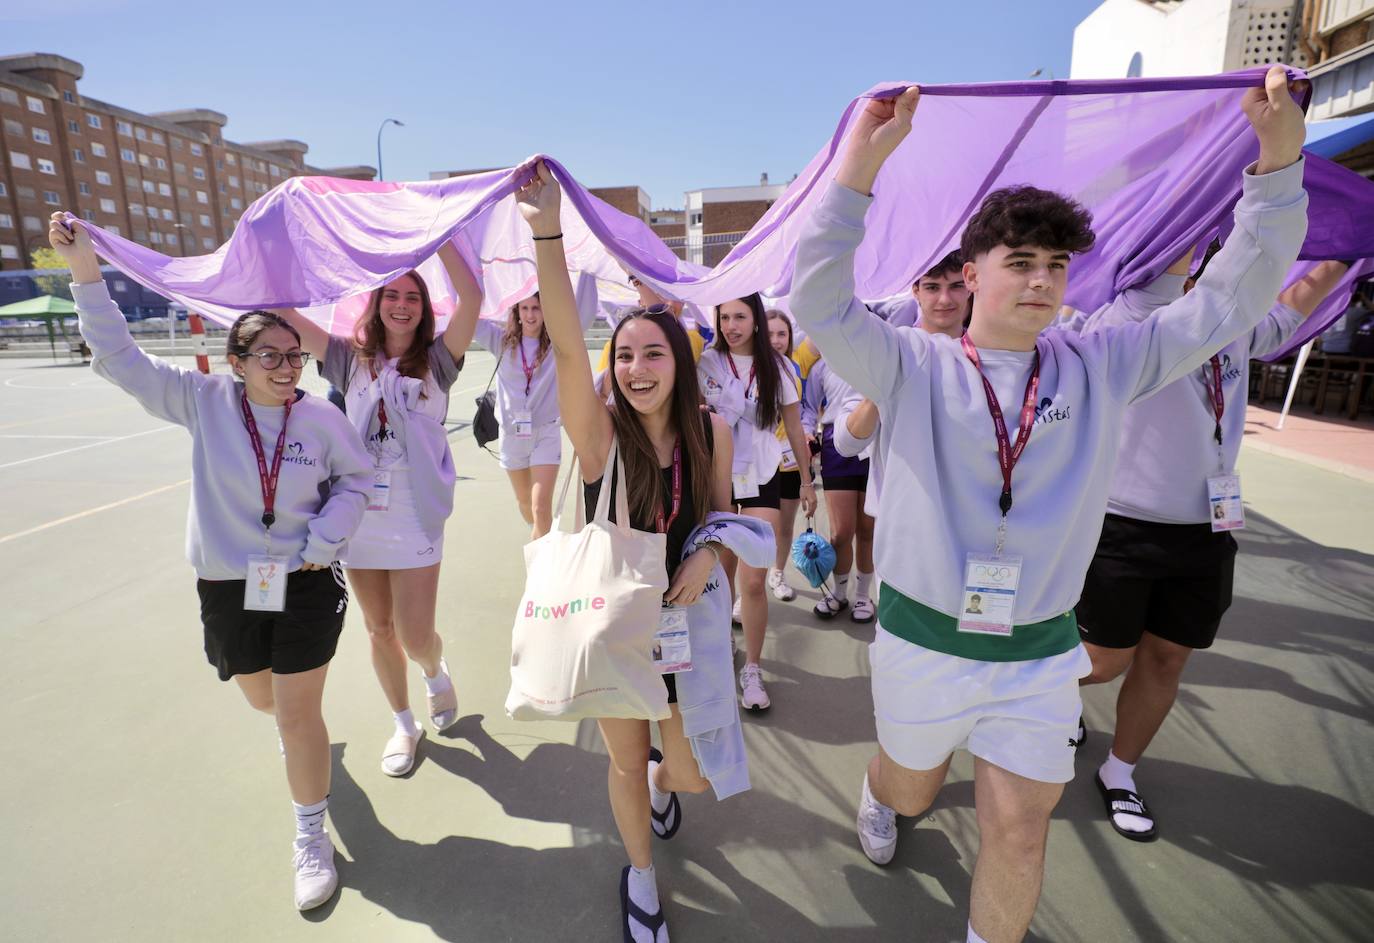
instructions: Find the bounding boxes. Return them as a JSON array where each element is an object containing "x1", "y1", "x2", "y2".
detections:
[{"x1": 30, "y1": 247, "x2": 74, "y2": 300}]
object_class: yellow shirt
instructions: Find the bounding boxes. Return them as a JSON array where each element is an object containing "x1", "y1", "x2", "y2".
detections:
[{"x1": 792, "y1": 336, "x2": 822, "y2": 380}]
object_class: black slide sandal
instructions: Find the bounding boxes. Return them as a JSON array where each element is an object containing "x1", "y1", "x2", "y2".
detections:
[
  {"x1": 620, "y1": 866, "x2": 667, "y2": 943},
  {"x1": 1095, "y1": 773, "x2": 1159, "y2": 842},
  {"x1": 647, "y1": 747, "x2": 682, "y2": 840}
]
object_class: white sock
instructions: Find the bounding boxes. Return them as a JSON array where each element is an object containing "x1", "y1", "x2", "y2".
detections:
[
  {"x1": 855, "y1": 570, "x2": 874, "y2": 601},
  {"x1": 423, "y1": 658, "x2": 452, "y2": 695},
  {"x1": 1099, "y1": 751, "x2": 1152, "y2": 832},
  {"x1": 394, "y1": 708, "x2": 419, "y2": 738},
  {"x1": 626, "y1": 864, "x2": 661, "y2": 934},
  {"x1": 967, "y1": 923, "x2": 990, "y2": 943},
  {"x1": 647, "y1": 755, "x2": 671, "y2": 815},
  {"x1": 293, "y1": 796, "x2": 328, "y2": 841},
  {"x1": 832, "y1": 573, "x2": 849, "y2": 602}
]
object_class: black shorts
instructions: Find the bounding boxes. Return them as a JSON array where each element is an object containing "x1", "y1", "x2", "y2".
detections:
[
  {"x1": 778, "y1": 469, "x2": 802, "y2": 501},
  {"x1": 198, "y1": 564, "x2": 349, "y2": 681},
  {"x1": 1075, "y1": 514, "x2": 1238, "y2": 651},
  {"x1": 735, "y1": 470, "x2": 781, "y2": 511},
  {"x1": 664, "y1": 672, "x2": 678, "y2": 704}
]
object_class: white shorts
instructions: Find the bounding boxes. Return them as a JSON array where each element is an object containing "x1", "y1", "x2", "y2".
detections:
[
  {"x1": 340, "y1": 469, "x2": 444, "y2": 570},
  {"x1": 869, "y1": 626, "x2": 1091, "y2": 784},
  {"x1": 499, "y1": 421, "x2": 562, "y2": 471}
]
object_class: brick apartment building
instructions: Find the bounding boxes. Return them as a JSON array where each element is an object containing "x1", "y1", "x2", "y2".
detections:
[
  {"x1": 429, "y1": 168, "x2": 652, "y2": 224},
  {"x1": 0, "y1": 52, "x2": 374, "y2": 273}
]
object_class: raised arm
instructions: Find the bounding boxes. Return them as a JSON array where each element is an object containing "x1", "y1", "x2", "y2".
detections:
[
  {"x1": 439, "y1": 240, "x2": 484, "y2": 363},
  {"x1": 270, "y1": 307, "x2": 330, "y2": 362},
  {"x1": 516, "y1": 161, "x2": 613, "y2": 479},
  {"x1": 790, "y1": 88, "x2": 926, "y2": 403},
  {"x1": 1250, "y1": 259, "x2": 1351, "y2": 357}
]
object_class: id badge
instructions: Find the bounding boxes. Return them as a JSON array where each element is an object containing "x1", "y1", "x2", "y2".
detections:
[
  {"x1": 653, "y1": 606, "x2": 693, "y2": 673},
  {"x1": 244, "y1": 555, "x2": 289, "y2": 612},
  {"x1": 732, "y1": 462, "x2": 760, "y2": 500},
  {"x1": 367, "y1": 470, "x2": 392, "y2": 512},
  {"x1": 1206, "y1": 474, "x2": 1244, "y2": 531},
  {"x1": 958, "y1": 553, "x2": 1022, "y2": 636},
  {"x1": 514, "y1": 409, "x2": 534, "y2": 440},
  {"x1": 780, "y1": 445, "x2": 796, "y2": 470}
]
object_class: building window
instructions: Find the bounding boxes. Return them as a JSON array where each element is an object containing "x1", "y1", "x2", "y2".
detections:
[
  {"x1": 196, "y1": 190, "x2": 208, "y2": 204},
  {"x1": 0, "y1": 182, "x2": 6, "y2": 196},
  {"x1": 43, "y1": 190, "x2": 60, "y2": 205},
  {"x1": 159, "y1": 183, "x2": 171, "y2": 196},
  {"x1": 202, "y1": 237, "x2": 214, "y2": 250},
  {"x1": 105, "y1": 225, "x2": 119, "y2": 236},
  {"x1": 161, "y1": 208, "x2": 173, "y2": 221},
  {"x1": 269, "y1": 165, "x2": 281, "y2": 178},
  {"x1": 0, "y1": 245, "x2": 19, "y2": 260},
  {"x1": 144, "y1": 206, "x2": 156, "y2": 217},
  {"x1": 73, "y1": 148, "x2": 85, "y2": 163},
  {"x1": 142, "y1": 180, "x2": 154, "y2": 193},
  {"x1": 228, "y1": 175, "x2": 239, "y2": 187},
  {"x1": 27, "y1": 96, "x2": 45, "y2": 114},
  {"x1": 218, "y1": 183, "x2": 226, "y2": 194},
  {"x1": 231, "y1": 197, "x2": 242, "y2": 209},
  {"x1": 67, "y1": 119, "x2": 80, "y2": 134},
  {"x1": 116, "y1": 120, "x2": 132, "y2": 136},
  {"x1": 31, "y1": 128, "x2": 51, "y2": 145},
  {"x1": 155, "y1": 157, "x2": 167, "y2": 170},
  {"x1": 87, "y1": 114, "x2": 102, "y2": 129},
  {"x1": 91, "y1": 142, "x2": 106, "y2": 158},
  {"x1": 120, "y1": 148, "x2": 135, "y2": 162},
  {"x1": 198, "y1": 213, "x2": 210, "y2": 226},
  {"x1": 192, "y1": 167, "x2": 205, "y2": 180},
  {"x1": 17, "y1": 186, "x2": 34, "y2": 199},
  {"x1": 134, "y1": 127, "x2": 147, "y2": 141},
  {"x1": 167, "y1": 233, "x2": 179, "y2": 246},
  {"x1": 130, "y1": 203, "x2": 143, "y2": 215},
  {"x1": 37, "y1": 158, "x2": 56, "y2": 175},
  {"x1": 152, "y1": 132, "x2": 164, "y2": 145},
  {"x1": 226, "y1": 153, "x2": 236, "y2": 165},
  {"x1": 83, "y1": 209, "x2": 95, "y2": 221},
  {"x1": 190, "y1": 142, "x2": 203, "y2": 156},
  {"x1": 23, "y1": 215, "x2": 42, "y2": 231},
  {"x1": 3, "y1": 119, "x2": 21, "y2": 136},
  {"x1": 138, "y1": 153, "x2": 150, "y2": 167},
  {"x1": 0, "y1": 214, "x2": 11, "y2": 228},
  {"x1": 177, "y1": 186, "x2": 189, "y2": 198},
  {"x1": 215, "y1": 159, "x2": 223, "y2": 170},
  {"x1": 96, "y1": 170, "x2": 112, "y2": 185},
  {"x1": 149, "y1": 231, "x2": 163, "y2": 244},
  {"x1": 124, "y1": 177, "x2": 138, "y2": 190},
  {"x1": 0, "y1": 88, "x2": 16, "y2": 105},
  {"x1": 78, "y1": 182, "x2": 91, "y2": 195},
  {"x1": 179, "y1": 211, "x2": 191, "y2": 224},
  {"x1": 172, "y1": 137, "x2": 182, "y2": 150},
  {"x1": 174, "y1": 162, "x2": 186, "y2": 175},
  {"x1": 100, "y1": 198, "x2": 117, "y2": 213},
  {"x1": 10, "y1": 152, "x2": 31, "y2": 170},
  {"x1": 63, "y1": 90, "x2": 75, "y2": 103}
]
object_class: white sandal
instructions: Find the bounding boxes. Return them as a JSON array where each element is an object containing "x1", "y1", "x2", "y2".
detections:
[{"x1": 381, "y1": 726, "x2": 425, "y2": 777}]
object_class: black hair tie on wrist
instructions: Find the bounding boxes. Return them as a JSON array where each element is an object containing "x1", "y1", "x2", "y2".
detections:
[{"x1": 532, "y1": 233, "x2": 564, "y2": 241}]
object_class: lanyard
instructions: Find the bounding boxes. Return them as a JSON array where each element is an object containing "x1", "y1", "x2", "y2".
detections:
[
  {"x1": 239, "y1": 389, "x2": 293, "y2": 530},
  {"x1": 518, "y1": 338, "x2": 537, "y2": 397},
  {"x1": 655, "y1": 439, "x2": 683, "y2": 535},
  {"x1": 1201, "y1": 355, "x2": 1224, "y2": 446},
  {"x1": 368, "y1": 362, "x2": 388, "y2": 441},
  {"x1": 961, "y1": 335, "x2": 1040, "y2": 551},
  {"x1": 726, "y1": 352, "x2": 756, "y2": 394}
]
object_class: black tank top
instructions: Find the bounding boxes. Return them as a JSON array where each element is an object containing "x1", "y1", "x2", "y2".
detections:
[{"x1": 584, "y1": 415, "x2": 714, "y2": 580}]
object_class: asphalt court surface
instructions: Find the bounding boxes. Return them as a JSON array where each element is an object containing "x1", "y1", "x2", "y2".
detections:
[{"x1": 2, "y1": 351, "x2": 1372, "y2": 942}]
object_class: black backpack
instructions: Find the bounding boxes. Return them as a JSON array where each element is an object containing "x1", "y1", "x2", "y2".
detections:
[{"x1": 472, "y1": 360, "x2": 500, "y2": 451}]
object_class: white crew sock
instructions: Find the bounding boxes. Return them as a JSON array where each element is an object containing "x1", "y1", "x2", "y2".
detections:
[
  {"x1": 647, "y1": 755, "x2": 672, "y2": 816},
  {"x1": 293, "y1": 796, "x2": 328, "y2": 841},
  {"x1": 1099, "y1": 751, "x2": 1153, "y2": 833},
  {"x1": 832, "y1": 573, "x2": 849, "y2": 602},
  {"x1": 855, "y1": 570, "x2": 874, "y2": 601},
  {"x1": 626, "y1": 864, "x2": 661, "y2": 940},
  {"x1": 423, "y1": 658, "x2": 452, "y2": 695},
  {"x1": 394, "y1": 708, "x2": 419, "y2": 738},
  {"x1": 967, "y1": 923, "x2": 990, "y2": 943}
]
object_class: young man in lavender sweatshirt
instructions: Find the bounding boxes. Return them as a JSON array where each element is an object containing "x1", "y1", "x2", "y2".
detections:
[
  {"x1": 50, "y1": 213, "x2": 373, "y2": 912},
  {"x1": 788, "y1": 67, "x2": 1308, "y2": 943}
]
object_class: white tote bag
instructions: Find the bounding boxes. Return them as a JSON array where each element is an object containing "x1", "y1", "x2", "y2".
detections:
[{"x1": 505, "y1": 438, "x2": 672, "y2": 722}]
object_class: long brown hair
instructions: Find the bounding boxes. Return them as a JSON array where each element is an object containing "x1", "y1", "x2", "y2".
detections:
[
  {"x1": 353, "y1": 271, "x2": 435, "y2": 385},
  {"x1": 714, "y1": 292, "x2": 782, "y2": 429},
  {"x1": 607, "y1": 307, "x2": 713, "y2": 528},
  {"x1": 502, "y1": 291, "x2": 551, "y2": 370},
  {"x1": 765, "y1": 308, "x2": 794, "y2": 357}
]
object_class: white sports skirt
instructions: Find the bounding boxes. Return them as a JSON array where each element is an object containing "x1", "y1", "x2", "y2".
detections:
[{"x1": 340, "y1": 468, "x2": 444, "y2": 570}]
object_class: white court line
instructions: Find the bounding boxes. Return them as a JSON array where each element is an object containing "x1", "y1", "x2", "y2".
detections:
[
  {"x1": 0, "y1": 434, "x2": 115, "y2": 440},
  {"x1": 0, "y1": 478, "x2": 190, "y2": 545},
  {"x1": 0, "y1": 425, "x2": 175, "y2": 470}
]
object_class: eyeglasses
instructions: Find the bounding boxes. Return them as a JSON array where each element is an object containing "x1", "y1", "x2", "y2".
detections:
[
  {"x1": 242, "y1": 350, "x2": 311, "y2": 370},
  {"x1": 641, "y1": 304, "x2": 670, "y2": 315}
]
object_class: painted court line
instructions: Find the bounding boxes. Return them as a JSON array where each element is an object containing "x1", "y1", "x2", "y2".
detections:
[
  {"x1": 0, "y1": 425, "x2": 175, "y2": 470},
  {"x1": 0, "y1": 478, "x2": 190, "y2": 545},
  {"x1": 0, "y1": 434, "x2": 115, "y2": 440}
]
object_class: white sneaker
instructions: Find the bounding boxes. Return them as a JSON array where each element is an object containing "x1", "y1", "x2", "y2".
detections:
[
  {"x1": 292, "y1": 832, "x2": 339, "y2": 911},
  {"x1": 731, "y1": 595, "x2": 743, "y2": 626},
  {"x1": 768, "y1": 568, "x2": 796, "y2": 601},
  {"x1": 739, "y1": 663, "x2": 771, "y2": 711},
  {"x1": 856, "y1": 773, "x2": 897, "y2": 865}
]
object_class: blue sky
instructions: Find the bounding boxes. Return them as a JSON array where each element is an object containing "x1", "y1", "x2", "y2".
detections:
[{"x1": 6, "y1": 0, "x2": 1105, "y2": 208}]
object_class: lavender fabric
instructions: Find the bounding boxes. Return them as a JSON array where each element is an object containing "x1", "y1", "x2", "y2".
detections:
[{"x1": 75, "y1": 69, "x2": 1372, "y2": 355}]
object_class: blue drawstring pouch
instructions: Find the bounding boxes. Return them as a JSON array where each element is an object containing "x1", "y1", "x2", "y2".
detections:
[{"x1": 791, "y1": 522, "x2": 836, "y2": 588}]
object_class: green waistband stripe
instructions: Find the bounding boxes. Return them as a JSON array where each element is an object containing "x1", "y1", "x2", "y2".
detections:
[{"x1": 876, "y1": 584, "x2": 1081, "y2": 663}]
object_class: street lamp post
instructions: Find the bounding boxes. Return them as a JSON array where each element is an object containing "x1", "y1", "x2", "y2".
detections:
[{"x1": 376, "y1": 118, "x2": 404, "y2": 181}]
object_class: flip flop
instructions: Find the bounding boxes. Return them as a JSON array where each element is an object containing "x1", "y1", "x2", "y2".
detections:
[
  {"x1": 1094, "y1": 773, "x2": 1159, "y2": 842},
  {"x1": 619, "y1": 866, "x2": 667, "y2": 943},
  {"x1": 647, "y1": 747, "x2": 682, "y2": 840}
]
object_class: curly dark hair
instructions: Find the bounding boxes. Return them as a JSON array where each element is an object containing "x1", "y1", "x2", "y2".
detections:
[
  {"x1": 919, "y1": 250, "x2": 963, "y2": 283},
  {"x1": 959, "y1": 186, "x2": 1095, "y2": 261}
]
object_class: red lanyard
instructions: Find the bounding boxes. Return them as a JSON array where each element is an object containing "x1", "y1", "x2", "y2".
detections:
[
  {"x1": 726, "y1": 352, "x2": 756, "y2": 393},
  {"x1": 1201, "y1": 355, "x2": 1225, "y2": 446},
  {"x1": 517, "y1": 339, "x2": 537, "y2": 396},
  {"x1": 368, "y1": 362, "x2": 388, "y2": 440},
  {"x1": 239, "y1": 389, "x2": 293, "y2": 529},
  {"x1": 961, "y1": 335, "x2": 1041, "y2": 517},
  {"x1": 655, "y1": 439, "x2": 683, "y2": 534}
]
